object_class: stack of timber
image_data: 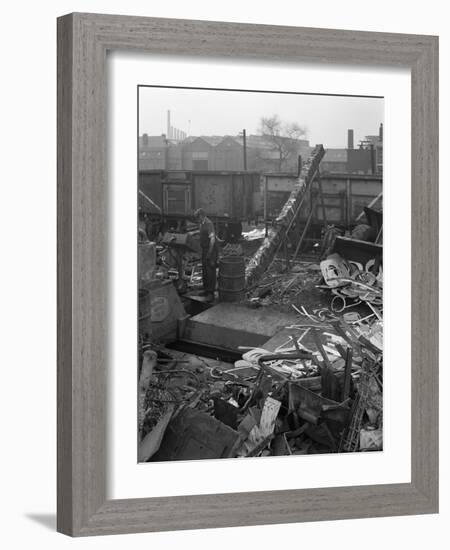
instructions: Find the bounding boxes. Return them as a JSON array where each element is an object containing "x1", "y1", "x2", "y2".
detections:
[{"x1": 245, "y1": 145, "x2": 325, "y2": 287}]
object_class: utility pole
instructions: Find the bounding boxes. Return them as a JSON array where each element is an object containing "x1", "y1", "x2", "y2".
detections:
[{"x1": 242, "y1": 128, "x2": 247, "y2": 171}]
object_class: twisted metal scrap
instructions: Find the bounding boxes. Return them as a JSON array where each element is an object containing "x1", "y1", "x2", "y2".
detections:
[{"x1": 245, "y1": 145, "x2": 325, "y2": 288}]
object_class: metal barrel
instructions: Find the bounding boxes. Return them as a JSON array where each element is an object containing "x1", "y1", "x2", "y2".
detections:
[{"x1": 218, "y1": 256, "x2": 246, "y2": 302}]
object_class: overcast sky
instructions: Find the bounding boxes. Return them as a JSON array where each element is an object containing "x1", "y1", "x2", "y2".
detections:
[{"x1": 139, "y1": 86, "x2": 383, "y2": 148}]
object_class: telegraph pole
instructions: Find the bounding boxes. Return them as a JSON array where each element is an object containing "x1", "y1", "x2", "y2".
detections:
[{"x1": 242, "y1": 128, "x2": 247, "y2": 171}]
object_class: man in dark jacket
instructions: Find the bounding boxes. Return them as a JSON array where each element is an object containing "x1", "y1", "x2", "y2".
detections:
[{"x1": 194, "y1": 208, "x2": 218, "y2": 299}]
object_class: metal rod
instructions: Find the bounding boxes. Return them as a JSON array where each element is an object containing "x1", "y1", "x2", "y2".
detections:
[
  {"x1": 355, "y1": 192, "x2": 383, "y2": 222},
  {"x1": 342, "y1": 347, "x2": 353, "y2": 401},
  {"x1": 292, "y1": 208, "x2": 314, "y2": 262},
  {"x1": 316, "y1": 175, "x2": 328, "y2": 226}
]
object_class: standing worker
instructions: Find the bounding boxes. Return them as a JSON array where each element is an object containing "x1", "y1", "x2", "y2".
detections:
[{"x1": 194, "y1": 208, "x2": 218, "y2": 300}]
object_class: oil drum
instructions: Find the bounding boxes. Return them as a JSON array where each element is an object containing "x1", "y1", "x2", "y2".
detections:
[{"x1": 218, "y1": 256, "x2": 246, "y2": 302}]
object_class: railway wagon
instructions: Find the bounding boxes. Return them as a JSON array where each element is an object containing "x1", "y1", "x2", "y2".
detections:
[
  {"x1": 264, "y1": 172, "x2": 382, "y2": 230},
  {"x1": 139, "y1": 168, "x2": 382, "y2": 241},
  {"x1": 139, "y1": 169, "x2": 262, "y2": 239}
]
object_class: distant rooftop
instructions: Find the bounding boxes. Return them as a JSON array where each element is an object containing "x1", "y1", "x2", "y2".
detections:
[
  {"x1": 139, "y1": 133, "x2": 311, "y2": 150},
  {"x1": 139, "y1": 135, "x2": 167, "y2": 148}
]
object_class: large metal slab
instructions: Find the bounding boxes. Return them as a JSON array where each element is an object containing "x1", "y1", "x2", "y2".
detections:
[
  {"x1": 150, "y1": 408, "x2": 240, "y2": 462},
  {"x1": 184, "y1": 303, "x2": 300, "y2": 350}
]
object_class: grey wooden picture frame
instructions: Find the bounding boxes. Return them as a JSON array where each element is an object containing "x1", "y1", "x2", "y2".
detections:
[{"x1": 57, "y1": 12, "x2": 438, "y2": 537}]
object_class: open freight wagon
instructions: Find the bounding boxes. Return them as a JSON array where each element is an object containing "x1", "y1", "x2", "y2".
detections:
[
  {"x1": 264, "y1": 172, "x2": 382, "y2": 229},
  {"x1": 139, "y1": 169, "x2": 262, "y2": 240},
  {"x1": 139, "y1": 166, "x2": 382, "y2": 243}
]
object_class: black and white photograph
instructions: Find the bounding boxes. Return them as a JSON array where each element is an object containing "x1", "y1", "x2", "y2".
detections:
[
  {"x1": 1, "y1": 0, "x2": 444, "y2": 543},
  {"x1": 137, "y1": 86, "x2": 383, "y2": 462}
]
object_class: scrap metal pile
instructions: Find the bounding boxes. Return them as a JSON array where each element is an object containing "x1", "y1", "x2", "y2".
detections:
[
  {"x1": 318, "y1": 252, "x2": 382, "y2": 314},
  {"x1": 138, "y1": 300, "x2": 383, "y2": 462},
  {"x1": 245, "y1": 145, "x2": 325, "y2": 288},
  {"x1": 246, "y1": 261, "x2": 326, "y2": 309},
  {"x1": 138, "y1": 154, "x2": 383, "y2": 461}
]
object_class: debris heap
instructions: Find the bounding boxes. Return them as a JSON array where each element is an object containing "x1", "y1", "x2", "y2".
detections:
[
  {"x1": 138, "y1": 301, "x2": 383, "y2": 461},
  {"x1": 245, "y1": 145, "x2": 325, "y2": 288}
]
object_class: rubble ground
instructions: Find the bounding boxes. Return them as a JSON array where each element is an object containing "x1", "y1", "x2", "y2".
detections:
[
  {"x1": 139, "y1": 259, "x2": 383, "y2": 462},
  {"x1": 139, "y1": 144, "x2": 383, "y2": 463}
]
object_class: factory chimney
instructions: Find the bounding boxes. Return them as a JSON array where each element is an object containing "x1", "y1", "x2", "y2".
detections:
[
  {"x1": 167, "y1": 110, "x2": 171, "y2": 139},
  {"x1": 347, "y1": 129, "x2": 354, "y2": 150},
  {"x1": 379, "y1": 123, "x2": 383, "y2": 141}
]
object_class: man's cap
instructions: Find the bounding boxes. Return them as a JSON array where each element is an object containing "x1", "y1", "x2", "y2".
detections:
[{"x1": 194, "y1": 208, "x2": 205, "y2": 218}]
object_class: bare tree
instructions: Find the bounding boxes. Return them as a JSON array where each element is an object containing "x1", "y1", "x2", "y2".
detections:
[{"x1": 259, "y1": 115, "x2": 307, "y2": 171}]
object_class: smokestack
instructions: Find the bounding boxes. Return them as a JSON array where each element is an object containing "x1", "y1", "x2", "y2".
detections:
[
  {"x1": 347, "y1": 129, "x2": 354, "y2": 150},
  {"x1": 167, "y1": 110, "x2": 171, "y2": 139},
  {"x1": 379, "y1": 123, "x2": 383, "y2": 141},
  {"x1": 142, "y1": 133, "x2": 148, "y2": 146},
  {"x1": 370, "y1": 144, "x2": 375, "y2": 174}
]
